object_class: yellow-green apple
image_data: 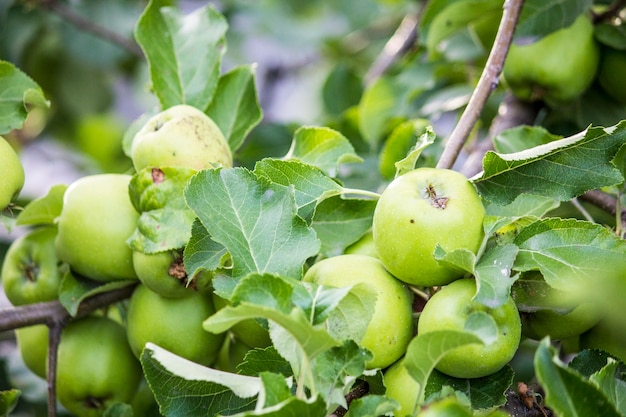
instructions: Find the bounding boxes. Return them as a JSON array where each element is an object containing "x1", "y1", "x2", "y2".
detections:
[
  {"x1": 55, "y1": 174, "x2": 139, "y2": 282},
  {"x1": 417, "y1": 278, "x2": 521, "y2": 379},
  {"x1": 303, "y1": 254, "x2": 414, "y2": 369},
  {"x1": 130, "y1": 104, "x2": 232, "y2": 172},
  {"x1": 0, "y1": 136, "x2": 25, "y2": 210},
  {"x1": 2, "y1": 226, "x2": 62, "y2": 305},
  {"x1": 372, "y1": 167, "x2": 485, "y2": 287}
]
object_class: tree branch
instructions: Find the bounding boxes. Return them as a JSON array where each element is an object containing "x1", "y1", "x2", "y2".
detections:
[
  {"x1": 364, "y1": 13, "x2": 420, "y2": 86},
  {"x1": 436, "y1": 0, "x2": 526, "y2": 170},
  {"x1": 591, "y1": 0, "x2": 626, "y2": 23},
  {"x1": 40, "y1": 0, "x2": 144, "y2": 59}
]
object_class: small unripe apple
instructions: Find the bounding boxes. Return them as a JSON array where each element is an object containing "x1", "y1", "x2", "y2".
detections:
[
  {"x1": 130, "y1": 104, "x2": 232, "y2": 172},
  {"x1": 2, "y1": 226, "x2": 63, "y2": 306},
  {"x1": 15, "y1": 324, "x2": 49, "y2": 379},
  {"x1": 372, "y1": 168, "x2": 485, "y2": 287},
  {"x1": 55, "y1": 174, "x2": 139, "y2": 282},
  {"x1": 503, "y1": 14, "x2": 599, "y2": 104},
  {"x1": 56, "y1": 316, "x2": 143, "y2": 417},
  {"x1": 212, "y1": 294, "x2": 272, "y2": 349},
  {"x1": 0, "y1": 136, "x2": 25, "y2": 210},
  {"x1": 132, "y1": 249, "x2": 194, "y2": 298},
  {"x1": 126, "y1": 284, "x2": 225, "y2": 366},
  {"x1": 418, "y1": 278, "x2": 521, "y2": 379},
  {"x1": 384, "y1": 358, "x2": 419, "y2": 417},
  {"x1": 417, "y1": 397, "x2": 473, "y2": 417},
  {"x1": 303, "y1": 254, "x2": 414, "y2": 369},
  {"x1": 598, "y1": 46, "x2": 626, "y2": 105}
]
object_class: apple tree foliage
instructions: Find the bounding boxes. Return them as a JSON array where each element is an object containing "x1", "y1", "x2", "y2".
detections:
[{"x1": 1, "y1": 0, "x2": 626, "y2": 416}]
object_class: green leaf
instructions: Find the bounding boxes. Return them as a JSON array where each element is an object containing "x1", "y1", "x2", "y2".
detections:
[
  {"x1": 285, "y1": 126, "x2": 362, "y2": 177},
  {"x1": 474, "y1": 123, "x2": 626, "y2": 205},
  {"x1": 207, "y1": 64, "x2": 263, "y2": 152},
  {"x1": 515, "y1": 0, "x2": 593, "y2": 39},
  {"x1": 127, "y1": 206, "x2": 197, "y2": 254},
  {"x1": 473, "y1": 243, "x2": 519, "y2": 308},
  {"x1": 358, "y1": 77, "x2": 406, "y2": 147},
  {"x1": 183, "y1": 219, "x2": 228, "y2": 279},
  {"x1": 535, "y1": 338, "x2": 623, "y2": 417},
  {"x1": 433, "y1": 246, "x2": 476, "y2": 275},
  {"x1": 127, "y1": 167, "x2": 198, "y2": 253},
  {"x1": 185, "y1": 167, "x2": 320, "y2": 279},
  {"x1": 134, "y1": 1, "x2": 227, "y2": 110},
  {"x1": 311, "y1": 340, "x2": 371, "y2": 410},
  {"x1": 344, "y1": 394, "x2": 399, "y2": 417},
  {"x1": 493, "y1": 125, "x2": 562, "y2": 154},
  {"x1": 16, "y1": 184, "x2": 67, "y2": 226},
  {"x1": 403, "y1": 330, "x2": 484, "y2": 405},
  {"x1": 227, "y1": 395, "x2": 327, "y2": 417},
  {"x1": 425, "y1": 366, "x2": 514, "y2": 410},
  {"x1": 423, "y1": 0, "x2": 503, "y2": 55},
  {"x1": 254, "y1": 159, "x2": 344, "y2": 221},
  {"x1": 570, "y1": 349, "x2": 623, "y2": 378},
  {"x1": 258, "y1": 372, "x2": 293, "y2": 408},
  {"x1": 393, "y1": 124, "x2": 438, "y2": 178},
  {"x1": 513, "y1": 218, "x2": 626, "y2": 291},
  {"x1": 58, "y1": 268, "x2": 136, "y2": 317},
  {"x1": 0, "y1": 389, "x2": 20, "y2": 417},
  {"x1": 590, "y1": 360, "x2": 626, "y2": 413},
  {"x1": 484, "y1": 193, "x2": 559, "y2": 218},
  {"x1": 0, "y1": 60, "x2": 49, "y2": 134},
  {"x1": 103, "y1": 402, "x2": 134, "y2": 417},
  {"x1": 378, "y1": 119, "x2": 432, "y2": 179},
  {"x1": 203, "y1": 275, "x2": 340, "y2": 360},
  {"x1": 238, "y1": 346, "x2": 293, "y2": 377},
  {"x1": 141, "y1": 344, "x2": 258, "y2": 416},
  {"x1": 310, "y1": 196, "x2": 377, "y2": 257}
]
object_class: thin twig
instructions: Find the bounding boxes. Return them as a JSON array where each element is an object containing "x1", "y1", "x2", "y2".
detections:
[
  {"x1": 580, "y1": 189, "x2": 626, "y2": 232},
  {"x1": 591, "y1": 0, "x2": 626, "y2": 23},
  {"x1": 364, "y1": 13, "x2": 420, "y2": 86},
  {"x1": 436, "y1": 0, "x2": 526, "y2": 170},
  {"x1": 40, "y1": 0, "x2": 144, "y2": 58},
  {"x1": 46, "y1": 323, "x2": 65, "y2": 417}
]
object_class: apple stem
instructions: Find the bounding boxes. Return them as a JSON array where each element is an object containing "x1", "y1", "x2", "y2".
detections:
[
  {"x1": 436, "y1": 0, "x2": 525, "y2": 170},
  {"x1": 340, "y1": 188, "x2": 381, "y2": 200}
]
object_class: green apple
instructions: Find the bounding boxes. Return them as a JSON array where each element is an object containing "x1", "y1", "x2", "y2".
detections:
[
  {"x1": 126, "y1": 283, "x2": 225, "y2": 366},
  {"x1": 344, "y1": 230, "x2": 377, "y2": 258},
  {"x1": 55, "y1": 174, "x2": 139, "y2": 282},
  {"x1": 503, "y1": 14, "x2": 599, "y2": 104},
  {"x1": 212, "y1": 294, "x2": 271, "y2": 349},
  {"x1": 384, "y1": 358, "x2": 419, "y2": 417},
  {"x1": 303, "y1": 254, "x2": 414, "y2": 369},
  {"x1": 56, "y1": 316, "x2": 143, "y2": 417},
  {"x1": 0, "y1": 136, "x2": 25, "y2": 210},
  {"x1": 579, "y1": 317, "x2": 626, "y2": 363},
  {"x1": 2, "y1": 226, "x2": 62, "y2": 306},
  {"x1": 133, "y1": 249, "x2": 194, "y2": 298},
  {"x1": 598, "y1": 46, "x2": 626, "y2": 104},
  {"x1": 15, "y1": 324, "x2": 49, "y2": 379},
  {"x1": 372, "y1": 168, "x2": 485, "y2": 287},
  {"x1": 130, "y1": 104, "x2": 232, "y2": 172},
  {"x1": 213, "y1": 335, "x2": 253, "y2": 373},
  {"x1": 417, "y1": 278, "x2": 521, "y2": 379},
  {"x1": 514, "y1": 272, "x2": 601, "y2": 341},
  {"x1": 416, "y1": 397, "x2": 472, "y2": 417}
]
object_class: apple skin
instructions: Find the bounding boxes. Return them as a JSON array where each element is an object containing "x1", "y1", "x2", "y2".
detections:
[
  {"x1": 0, "y1": 136, "x2": 25, "y2": 210},
  {"x1": 2, "y1": 226, "x2": 62, "y2": 306},
  {"x1": 598, "y1": 47, "x2": 626, "y2": 105},
  {"x1": 130, "y1": 104, "x2": 232, "y2": 172},
  {"x1": 126, "y1": 284, "x2": 225, "y2": 366},
  {"x1": 503, "y1": 14, "x2": 599, "y2": 104},
  {"x1": 372, "y1": 168, "x2": 485, "y2": 287},
  {"x1": 344, "y1": 230, "x2": 378, "y2": 259},
  {"x1": 579, "y1": 318, "x2": 626, "y2": 363},
  {"x1": 417, "y1": 278, "x2": 521, "y2": 379},
  {"x1": 55, "y1": 174, "x2": 140, "y2": 282},
  {"x1": 416, "y1": 397, "x2": 473, "y2": 417},
  {"x1": 384, "y1": 358, "x2": 420, "y2": 417},
  {"x1": 15, "y1": 324, "x2": 49, "y2": 379},
  {"x1": 133, "y1": 249, "x2": 193, "y2": 298},
  {"x1": 303, "y1": 254, "x2": 414, "y2": 370},
  {"x1": 56, "y1": 316, "x2": 143, "y2": 417}
]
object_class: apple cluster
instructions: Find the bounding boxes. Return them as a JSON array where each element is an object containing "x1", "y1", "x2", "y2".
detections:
[
  {"x1": 503, "y1": 13, "x2": 626, "y2": 106},
  {"x1": 0, "y1": 105, "x2": 247, "y2": 416}
]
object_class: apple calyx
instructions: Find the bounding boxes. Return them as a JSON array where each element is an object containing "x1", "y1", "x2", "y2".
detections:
[
  {"x1": 152, "y1": 168, "x2": 165, "y2": 184},
  {"x1": 424, "y1": 183, "x2": 449, "y2": 209}
]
